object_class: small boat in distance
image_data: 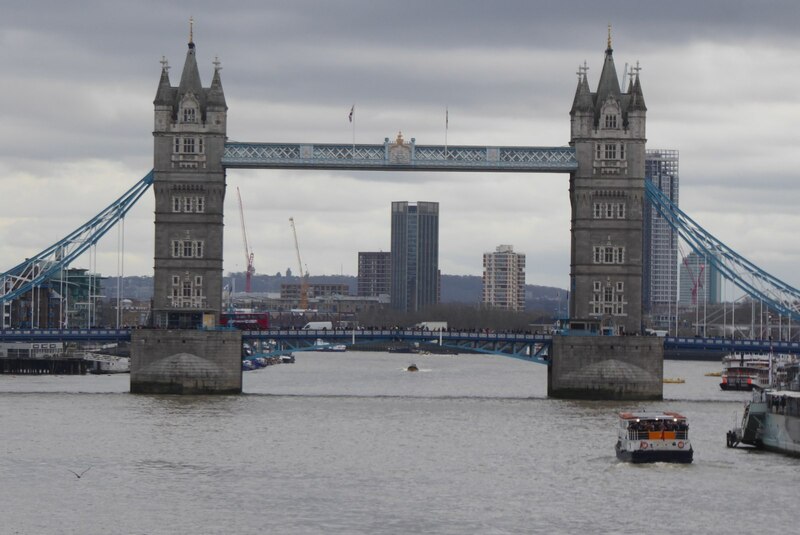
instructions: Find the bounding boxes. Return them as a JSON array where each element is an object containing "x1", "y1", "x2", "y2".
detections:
[
  {"x1": 312, "y1": 339, "x2": 346, "y2": 352},
  {"x1": 663, "y1": 377, "x2": 685, "y2": 384},
  {"x1": 615, "y1": 411, "x2": 693, "y2": 463},
  {"x1": 406, "y1": 364, "x2": 419, "y2": 372}
]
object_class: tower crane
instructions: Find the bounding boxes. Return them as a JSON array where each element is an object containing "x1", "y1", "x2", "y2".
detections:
[
  {"x1": 288, "y1": 217, "x2": 309, "y2": 310},
  {"x1": 236, "y1": 187, "x2": 255, "y2": 293}
]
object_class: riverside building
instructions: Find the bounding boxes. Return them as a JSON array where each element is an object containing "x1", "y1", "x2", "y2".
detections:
[
  {"x1": 390, "y1": 201, "x2": 439, "y2": 312},
  {"x1": 482, "y1": 245, "x2": 526, "y2": 312},
  {"x1": 644, "y1": 149, "x2": 679, "y2": 329},
  {"x1": 357, "y1": 252, "x2": 391, "y2": 298}
]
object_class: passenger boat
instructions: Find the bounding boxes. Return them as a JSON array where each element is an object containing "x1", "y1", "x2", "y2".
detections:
[
  {"x1": 84, "y1": 354, "x2": 130, "y2": 374},
  {"x1": 615, "y1": 411, "x2": 693, "y2": 463},
  {"x1": 719, "y1": 353, "x2": 771, "y2": 390},
  {"x1": 727, "y1": 359, "x2": 800, "y2": 456}
]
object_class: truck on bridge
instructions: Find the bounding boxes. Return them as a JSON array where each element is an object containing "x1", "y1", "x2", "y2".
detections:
[{"x1": 414, "y1": 322, "x2": 448, "y2": 331}]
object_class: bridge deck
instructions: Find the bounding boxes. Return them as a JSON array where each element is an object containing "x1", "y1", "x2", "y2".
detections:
[
  {"x1": 222, "y1": 142, "x2": 578, "y2": 173},
  {"x1": 2, "y1": 329, "x2": 799, "y2": 356}
]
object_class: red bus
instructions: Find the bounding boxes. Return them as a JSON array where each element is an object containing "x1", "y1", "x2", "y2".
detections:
[{"x1": 220, "y1": 313, "x2": 270, "y2": 330}]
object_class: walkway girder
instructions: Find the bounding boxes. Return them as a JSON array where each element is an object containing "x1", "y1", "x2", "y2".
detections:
[{"x1": 222, "y1": 141, "x2": 577, "y2": 173}]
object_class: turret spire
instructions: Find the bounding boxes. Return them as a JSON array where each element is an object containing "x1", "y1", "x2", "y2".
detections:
[
  {"x1": 607, "y1": 23, "x2": 612, "y2": 50},
  {"x1": 189, "y1": 16, "x2": 195, "y2": 49}
]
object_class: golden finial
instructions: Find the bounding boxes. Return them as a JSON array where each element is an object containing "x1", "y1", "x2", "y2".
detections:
[
  {"x1": 189, "y1": 16, "x2": 194, "y2": 44},
  {"x1": 607, "y1": 24, "x2": 612, "y2": 49}
]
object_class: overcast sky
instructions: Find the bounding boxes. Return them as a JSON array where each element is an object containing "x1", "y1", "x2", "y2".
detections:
[{"x1": 1, "y1": 1, "x2": 799, "y2": 291}]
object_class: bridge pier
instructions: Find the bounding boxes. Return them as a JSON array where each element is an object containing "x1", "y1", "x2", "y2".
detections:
[
  {"x1": 548, "y1": 336, "x2": 663, "y2": 400},
  {"x1": 130, "y1": 330, "x2": 242, "y2": 395}
]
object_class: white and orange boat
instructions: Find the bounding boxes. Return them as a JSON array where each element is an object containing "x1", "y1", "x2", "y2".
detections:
[{"x1": 615, "y1": 411, "x2": 693, "y2": 463}]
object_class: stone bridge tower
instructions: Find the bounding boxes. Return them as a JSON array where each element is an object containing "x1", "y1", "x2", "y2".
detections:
[
  {"x1": 131, "y1": 30, "x2": 241, "y2": 395},
  {"x1": 568, "y1": 38, "x2": 647, "y2": 335},
  {"x1": 151, "y1": 31, "x2": 227, "y2": 328}
]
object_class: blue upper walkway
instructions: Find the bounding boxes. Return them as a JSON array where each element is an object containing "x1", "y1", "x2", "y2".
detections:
[{"x1": 222, "y1": 141, "x2": 578, "y2": 173}]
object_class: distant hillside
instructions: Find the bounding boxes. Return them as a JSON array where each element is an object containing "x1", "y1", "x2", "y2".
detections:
[{"x1": 103, "y1": 273, "x2": 567, "y2": 313}]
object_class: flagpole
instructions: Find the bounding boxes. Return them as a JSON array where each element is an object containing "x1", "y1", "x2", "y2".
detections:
[
  {"x1": 445, "y1": 106, "x2": 448, "y2": 160},
  {"x1": 350, "y1": 104, "x2": 355, "y2": 159}
]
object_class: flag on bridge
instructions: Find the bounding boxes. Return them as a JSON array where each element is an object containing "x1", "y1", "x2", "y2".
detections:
[{"x1": 349, "y1": 105, "x2": 354, "y2": 123}]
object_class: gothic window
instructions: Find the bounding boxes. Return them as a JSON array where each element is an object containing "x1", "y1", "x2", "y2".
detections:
[
  {"x1": 620, "y1": 143, "x2": 625, "y2": 160},
  {"x1": 592, "y1": 245, "x2": 626, "y2": 264},
  {"x1": 196, "y1": 197, "x2": 205, "y2": 213},
  {"x1": 183, "y1": 107, "x2": 196, "y2": 123},
  {"x1": 589, "y1": 280, "x2": 627, "y2": 317},
  {"x1": 595, "y1": 143, "x2": 602, "y2": 160},
  {"x1": 593, "y1": 203, "x2": 602, "y2": 218},
  {"x1": 172, "y1": 197, "x2": 181, "y2": 212},
  {"x1": 604, "y1": 143, "x2": 617, "y2": 160},
  {"x1": 182, "y1": 281, "x2": 192, "y2": 298},
  {"x1": 183, "y1": 138, "x2": 195, "y2": 153},
  {"x1": 170, "y1": 239, "x2": 205, "y2": 258},
  {"x1": 172, "y1": 276, "x2": 180, "y2": 286},
  {"x1": 615, "y1": 203, "x2": 626, "y2": 219},
  {"x1": 183, "y1": 197, "x2": 192, "y2": 212},
  {"x1": 198, "y1": 138, "x2": 204, "y2": 153},
  {"x1": 195, "y1": 276, "x2": 203, "y2": 286},
  {"x1": 605, "y1": 204, "x2": 614, "y2": 218},
  {"x1": 174, "y1": 137, "x2": 180, "y2": 153},
  {"x1": 604, "y1": 114, "x2": 618, "y2": 129}
]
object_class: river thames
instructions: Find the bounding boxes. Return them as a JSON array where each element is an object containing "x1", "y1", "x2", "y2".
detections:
[{"x1": 1, "y1": 352, "x2": 797, "y2": 534}]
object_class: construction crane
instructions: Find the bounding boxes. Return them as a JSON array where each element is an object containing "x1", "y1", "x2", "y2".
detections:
[
  {"x1": 236, "y1": 187, "x2": 255, "y2": 293},
  {"x1": 288, "y1": 217, "x2": 309, "y2": 310}
]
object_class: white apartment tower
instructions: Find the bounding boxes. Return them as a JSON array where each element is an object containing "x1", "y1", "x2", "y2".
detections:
[
  {"x1": 643, "y1": 149, "x2": 679, "y2": 327},
  {"x1": 482, "y1": 245, "x2": 526, "y2": 312}
]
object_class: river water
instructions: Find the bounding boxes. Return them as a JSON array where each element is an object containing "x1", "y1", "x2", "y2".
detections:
[{"x1": 1, "y1": 353, "x2": 797, "y2": 534}]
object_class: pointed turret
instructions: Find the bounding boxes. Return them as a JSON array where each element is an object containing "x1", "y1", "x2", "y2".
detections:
[
  {"x1": 154, "y1": 58, "x2": 175, "y2": 106},
  {"x1": 570, "y1": 71, "x2": 593, "y2": 115},
  {"x1": 207, "y1": 61, "x2": 227, "y2": 110},
  {"x1": 629, "y1": 74, "x2": 646, "y2": 111},
  {"x1": 594, "y1": 45, "x2": 621, "y2": 109},
  {"x1": 177, "y1": 42, "x2": 204, "y2": 103}
]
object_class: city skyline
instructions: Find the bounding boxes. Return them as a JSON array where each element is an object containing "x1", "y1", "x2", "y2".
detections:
[{"x1": 1, "y1": 2, "x2": 799, "y2": 292}]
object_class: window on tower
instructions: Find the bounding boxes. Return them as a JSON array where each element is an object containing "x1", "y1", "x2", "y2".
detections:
[
  {"x1": 183, "y1": 107, "x2": 197, "y2": 123},
  {"x1": 589, "y1": 280, "x2": 627, "y2": 317},
  {"x1": 604, "y1": 114, "x2": 618, "y2": 129}
]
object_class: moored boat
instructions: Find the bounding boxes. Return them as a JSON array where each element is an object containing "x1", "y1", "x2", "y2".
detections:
[
  {"x1": 727, "y1": 359, "x2": 800, "y2": 456},
  {"x1": 615, "y1": 411, "x2": 693, "y2": 463},
  {"x1": 312, "y1": 339, "x2": 346, "y2": 352},
  {"x1": 719, "y1": 353, "x2": 771, "y2": 390}
]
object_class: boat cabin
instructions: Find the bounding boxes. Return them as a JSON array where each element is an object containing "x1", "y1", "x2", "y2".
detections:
[{"x1": 618, "y1": 411, "x2": 689, "y2": 441}]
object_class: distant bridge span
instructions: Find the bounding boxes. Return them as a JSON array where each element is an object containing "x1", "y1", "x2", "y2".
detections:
[{"x1": 3, "y1": 329, "x2": 800, "y2": 359}]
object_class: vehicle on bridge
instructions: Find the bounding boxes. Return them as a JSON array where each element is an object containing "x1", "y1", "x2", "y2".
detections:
[
  {"x1": 302, "y1": 321, "x2": 333, "y2": 330},
  {"x1": 220, "y1": 312, "x2": 270, "y2": 330},
  {"x1": 414, "y1": 321, "x2": 448, "y2": 331}
]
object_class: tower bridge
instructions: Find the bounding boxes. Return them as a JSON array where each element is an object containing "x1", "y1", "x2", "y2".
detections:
[{"x1": 2, "y1": 29, "x2": 799, "y2": 397}]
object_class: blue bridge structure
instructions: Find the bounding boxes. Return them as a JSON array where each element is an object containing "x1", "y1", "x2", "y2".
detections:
[{"x1": 2, "y1": 327, "x2": 800, "y2": 362}]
